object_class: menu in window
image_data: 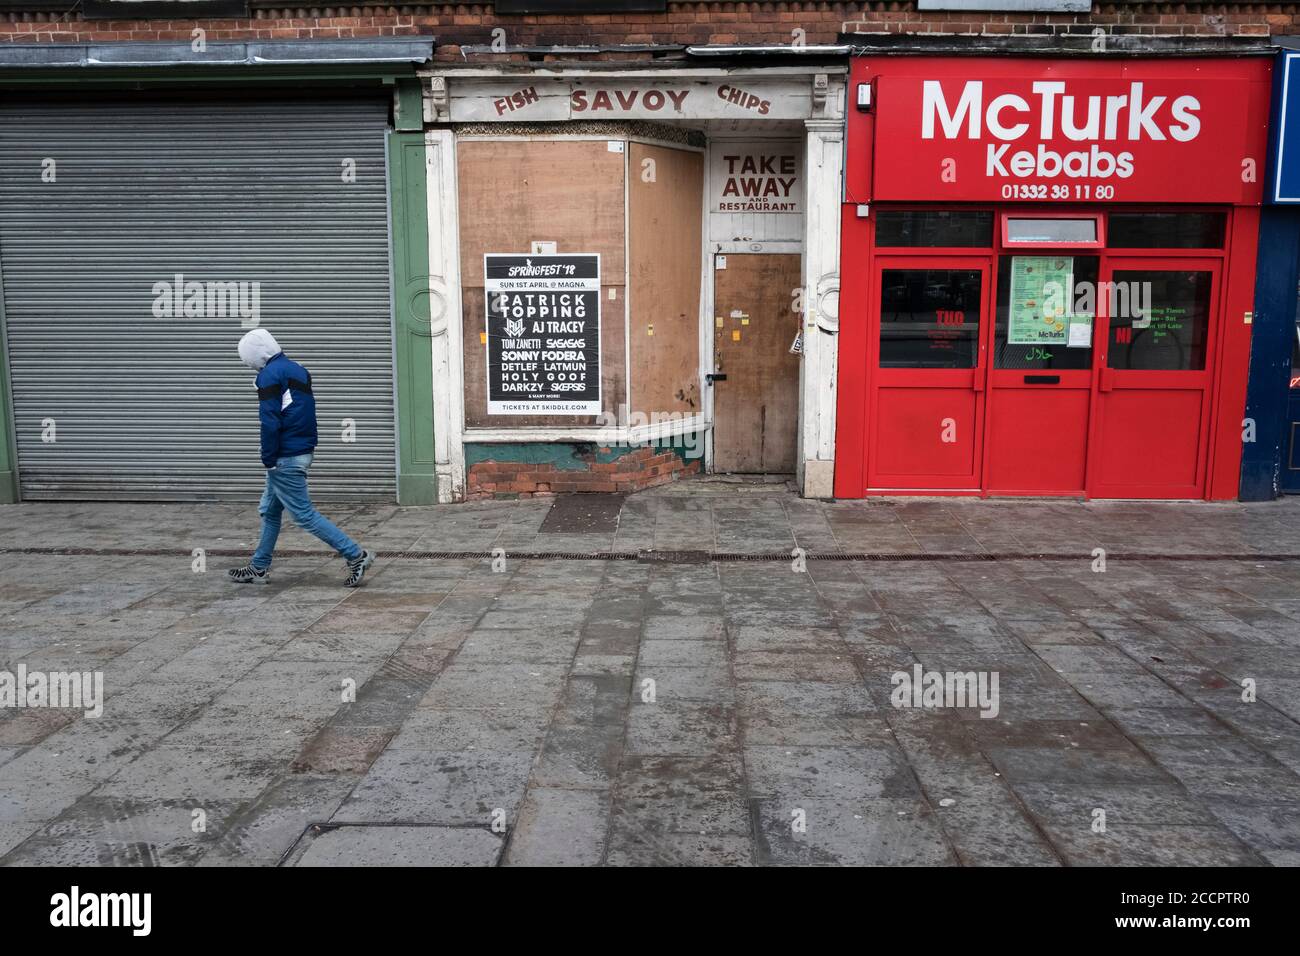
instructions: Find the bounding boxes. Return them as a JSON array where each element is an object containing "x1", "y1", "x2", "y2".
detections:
[{"x1": 1008, "y1": 256, "x2": 1073, "y2": 346}]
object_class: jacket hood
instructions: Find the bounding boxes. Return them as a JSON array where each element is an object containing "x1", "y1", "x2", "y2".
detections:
[{"x1": 238, "y1": 328, "x2": 281, "y2": 371}]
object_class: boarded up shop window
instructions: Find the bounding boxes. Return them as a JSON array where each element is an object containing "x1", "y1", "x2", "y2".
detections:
[
  {"x1": 458, "y1": 138, "x2": 703, "y2": 430},
  {"x1": 458, "y1": 139, "x2": 627, "y2": 427},
  {"x1": 628, "y1": 143, "x2": 703, "y2": 422}
]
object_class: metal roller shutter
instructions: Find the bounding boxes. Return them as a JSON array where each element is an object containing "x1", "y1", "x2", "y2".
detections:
[{"x1": 0, "y1": 95, "x2": 396, "y2": 500}]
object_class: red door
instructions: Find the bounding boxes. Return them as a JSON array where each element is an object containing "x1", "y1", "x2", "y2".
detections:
[
  {"x1": 865, "y1": 257, "x2": 991, "y2": 491},
  {"x1": 1087, "y1": 258, "x2": 1221, "y2": 498},
  {"x1": 984, "y1": 254, "x2": 1099, "y2": 495}
]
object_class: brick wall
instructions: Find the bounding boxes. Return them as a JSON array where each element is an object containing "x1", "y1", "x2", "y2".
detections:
[
  {"x1": 843, "y1": 5, "x2": 1284, "y2": 39},
  {"x1": 0, "y1": 4, "x2": 1292, "y2": 56},
  {"x1": 466, "y1": 444, "x2": 701, "y2": 499}
]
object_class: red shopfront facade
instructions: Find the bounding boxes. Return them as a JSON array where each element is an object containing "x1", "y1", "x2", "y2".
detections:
[{"x1": 834, "y1": 56, "x2": 1272, "y2": 499}]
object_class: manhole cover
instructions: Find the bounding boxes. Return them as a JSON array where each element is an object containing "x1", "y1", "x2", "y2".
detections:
[{"x1": 539, "y1": 494, "x2": 625, "y2": 533}]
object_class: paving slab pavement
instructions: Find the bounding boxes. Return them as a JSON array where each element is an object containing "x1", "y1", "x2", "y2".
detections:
[{"x1": 1, "y1": 479, "x2": 1299, "y2": 866}]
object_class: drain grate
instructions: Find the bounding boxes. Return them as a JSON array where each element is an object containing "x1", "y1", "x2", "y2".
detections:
[
  {"x1": 636, "y1": 549, "x2": 712, "y2": 564},
  {"x1": 3, "y1": 545, "x2": 1299, "y2": 563}
]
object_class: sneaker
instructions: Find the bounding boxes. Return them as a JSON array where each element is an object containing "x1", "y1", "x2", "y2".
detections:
[
  {"x1": 344, "y1": 549, "x2": 375, "y2": 588},
  {"x1": 228, "y1": 564, "x2": 269, "y2": 584}
]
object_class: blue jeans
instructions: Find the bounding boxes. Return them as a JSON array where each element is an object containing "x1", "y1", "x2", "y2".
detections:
[{"x1": 251, "y1": 453, "x2": 361, "y2": 570}]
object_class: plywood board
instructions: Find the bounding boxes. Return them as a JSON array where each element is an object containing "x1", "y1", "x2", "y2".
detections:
[
  {"x1": 712, "y1": 253, "x2": 802, "y2": 473},
  {"x1": 628, "y1": 142, "x2": 704, "y2": 419},
  {"x1": 457, "y1": 139, "x2": 626, "y2": 285},
  {"x1": 457, "y1": 139, "x2": 626, "y2": 427}
]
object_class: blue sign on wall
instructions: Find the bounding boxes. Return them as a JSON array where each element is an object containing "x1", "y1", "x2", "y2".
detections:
[{"x1": 1268, "y1": 51, "x2": 1300, "y2": 203}]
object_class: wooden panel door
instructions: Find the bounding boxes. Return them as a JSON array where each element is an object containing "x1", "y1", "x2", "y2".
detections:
[
  {"x1": 1087, "y1": 258, "x2": 1221, "y2": 498},
  {"x1": 712, "y1": 253, "x2": 802, "y2": 473}
]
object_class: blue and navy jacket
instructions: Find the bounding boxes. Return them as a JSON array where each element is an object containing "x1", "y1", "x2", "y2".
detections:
[{"x1": 255, "y1": 353, "x2": 318, "y2": 467}]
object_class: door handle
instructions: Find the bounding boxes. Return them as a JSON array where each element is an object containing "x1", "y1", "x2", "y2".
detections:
[
  {"x1": 706, "y1": 373, "x2": 728, "y2": 385},
  {"x1": 1099, "y1": 366, "x2": 1114, "y2": 393}
]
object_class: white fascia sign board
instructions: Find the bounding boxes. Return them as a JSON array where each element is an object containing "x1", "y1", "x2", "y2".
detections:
[{"x1": 450, "y1": 76, "x2": 818, "y2": 123}]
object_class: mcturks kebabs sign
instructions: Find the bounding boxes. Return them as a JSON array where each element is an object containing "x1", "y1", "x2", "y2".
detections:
[{"x1": 864, "y1": 61, "x2": 1271, "y2": 204}]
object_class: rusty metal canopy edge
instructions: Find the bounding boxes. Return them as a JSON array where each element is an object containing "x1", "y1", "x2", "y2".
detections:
[{"x1": 0, "y1": 38, "x2": 436, "y2": 69}]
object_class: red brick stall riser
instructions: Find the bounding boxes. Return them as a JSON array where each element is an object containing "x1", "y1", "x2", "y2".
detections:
[{"x1": 467, "y1": 446, "x2": 700, "y2": 499}]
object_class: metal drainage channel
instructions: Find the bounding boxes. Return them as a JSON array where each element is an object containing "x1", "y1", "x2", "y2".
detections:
[{"x1": 2, "y1": 547, "x2": 1299, "y2": 563}]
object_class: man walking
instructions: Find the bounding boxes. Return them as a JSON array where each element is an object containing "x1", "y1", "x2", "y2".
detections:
[{"x1": 227, "y1": 328, "x2": 375, "y2": 587}]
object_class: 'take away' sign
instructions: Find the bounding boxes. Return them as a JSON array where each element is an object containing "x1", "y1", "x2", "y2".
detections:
[
  {"x1": 451, "y1": 77, "x2": 817, "y2": 122},
  {"x1": 709, "y1": 142, "x2": 802, "y2": 214}
]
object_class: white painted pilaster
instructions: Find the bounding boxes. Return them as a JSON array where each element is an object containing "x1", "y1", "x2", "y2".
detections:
[
  {"x1": 426, "y1": 129, "x2": 467, "y2": 502},
  {"x1": 798, "y1": 79, "x2": 845, "y2": 499}
]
